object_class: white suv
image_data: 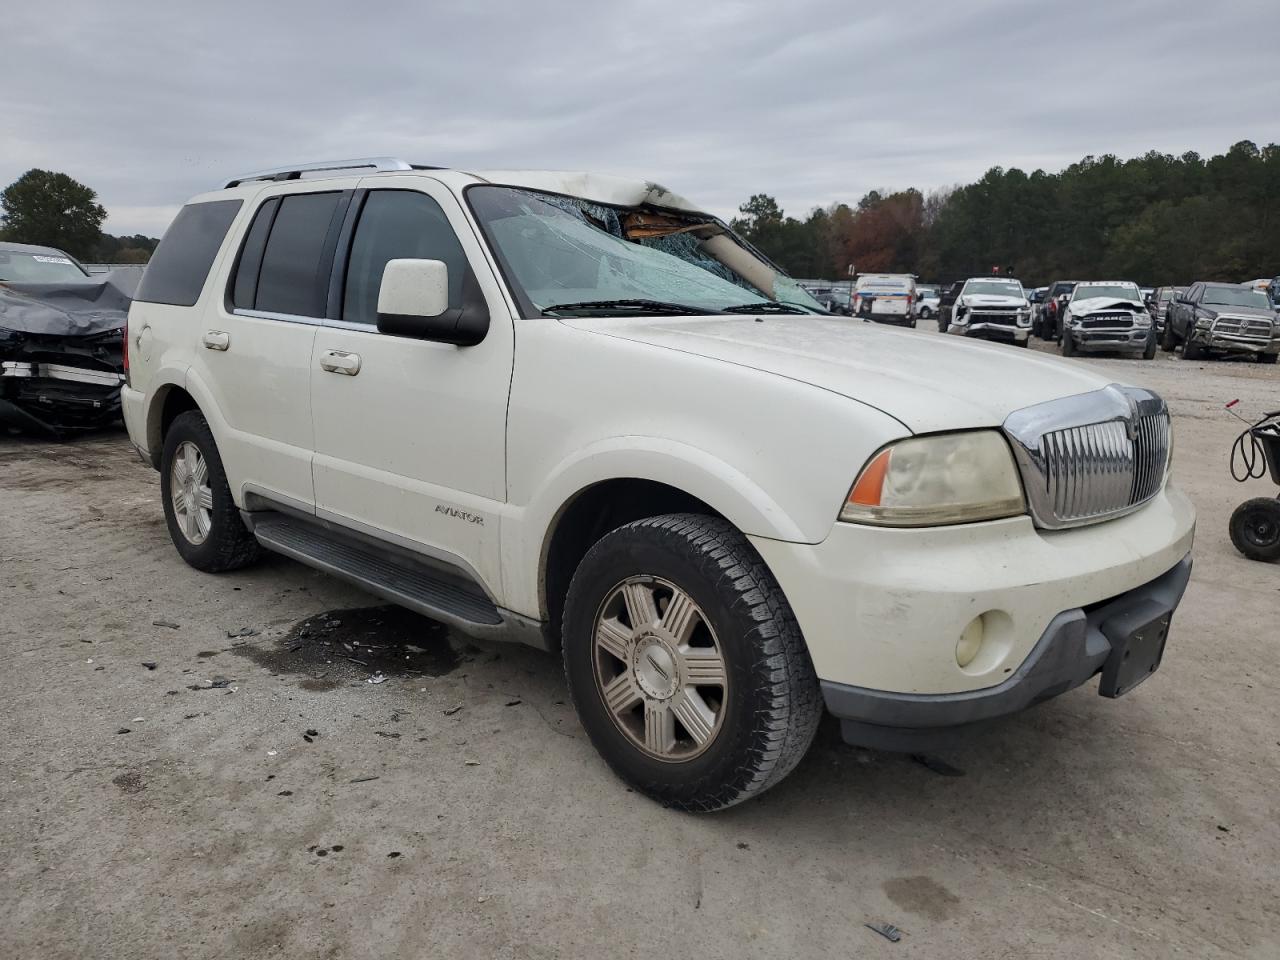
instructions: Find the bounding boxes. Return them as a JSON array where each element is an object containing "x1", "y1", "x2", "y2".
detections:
[{"x1": 123, "y1": 158, "x2": 1196, "y2": 810}]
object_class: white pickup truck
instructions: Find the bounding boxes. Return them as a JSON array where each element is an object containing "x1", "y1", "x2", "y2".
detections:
[{"x1": 122, "y1": 159, "x2": 1196, "y2": 810}]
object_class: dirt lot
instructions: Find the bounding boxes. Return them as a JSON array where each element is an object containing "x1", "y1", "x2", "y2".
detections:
[{"x1": 2, "y1": 333, "x2": 1278, "y2": 959}]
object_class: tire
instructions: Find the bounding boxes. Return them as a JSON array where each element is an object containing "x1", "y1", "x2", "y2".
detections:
[
  {"x1": 1229, "y1": 498, "x2": 1280, "y2": 562},
  {"x1": 1161, "y1": 318, "x2": 1177, "y2": 352},
  {"x1": 160, "y1": 410, "x2": 262, "y2": 573},
  {"x1": 1182, "y1": 337, "x2": 1204, "y2": 361},
  {"x1": 1016, "y1": 337, "x2": 1029, "y2": 347},
  {"x1": 1142, "y1": 334, "x2": 1157, "y2": 360},
  {"x1": 1062, "y1": 332, "x2": 1078, "y2": 357},
  {"x1": 1259, "y1": 353, "x2": 1278, "y2": 365},
  {"x1": 562, "y1": 514, "x2": 822, "y2": 811},
  {"x1": 918, "y1": 307, "x2": 932, "y2": 320}
]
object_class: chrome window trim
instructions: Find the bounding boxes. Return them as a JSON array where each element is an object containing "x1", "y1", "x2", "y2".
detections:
[
  {"x1": 1002, "y1": 384, "x2": 1169, "y2": 530},
  {"x1": 231, "y1": 308, "x2": 323, "y2": 327}
]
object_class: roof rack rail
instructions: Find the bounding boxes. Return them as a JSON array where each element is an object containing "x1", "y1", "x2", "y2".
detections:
[{"x1": 222, "y1": 157, "x2": 416, "y2": 189}]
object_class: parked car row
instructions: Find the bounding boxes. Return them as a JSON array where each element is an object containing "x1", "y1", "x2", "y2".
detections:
[{"x1": 1027, "y1": 277, "x2": 1279, "y2": 363}]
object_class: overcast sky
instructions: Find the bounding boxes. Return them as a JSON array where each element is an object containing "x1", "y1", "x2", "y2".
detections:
[{"x1": 3, "y1": 0, "x2": 1276, "y2": 237}]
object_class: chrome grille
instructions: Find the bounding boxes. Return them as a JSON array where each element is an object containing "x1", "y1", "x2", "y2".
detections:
[
  {"x1": 970, "y1": 309, "x2": 1019, "y2": 326},
  {"x1": 1212, "y1": 315, "x2": 1273, "y2": 339},
  {"x1": 1003, "y1": 385, "x2": 1170, "y2": 529},
  {"x1": 1081, "y1": 312, "x2": 1133, "y2": 329}
]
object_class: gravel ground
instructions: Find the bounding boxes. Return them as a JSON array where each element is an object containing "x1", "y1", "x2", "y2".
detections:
[{"x1": 1, "y1": 328, "x2": 1278, "y2": 959}]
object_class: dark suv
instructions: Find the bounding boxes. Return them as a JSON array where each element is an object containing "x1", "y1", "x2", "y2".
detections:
[
  {"x1": 1163, "y1": 282, "x2": 1280, "y2": 362},
  {"x1": 1036, "y1": 280, "x2": 1078, "y2": 339}
]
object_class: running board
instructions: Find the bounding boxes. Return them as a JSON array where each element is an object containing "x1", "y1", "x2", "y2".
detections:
[{"x1": 250, "y1": 511, "x2": 507, "y2": 633}]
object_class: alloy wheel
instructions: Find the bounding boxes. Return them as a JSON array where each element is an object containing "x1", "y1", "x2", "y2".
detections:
[
  {"x1": 592, "y1": 576, "x2": 727, "y2": 761},
  {"x1": 170, "y1": 440, "x2": 213, "y2": 545}
]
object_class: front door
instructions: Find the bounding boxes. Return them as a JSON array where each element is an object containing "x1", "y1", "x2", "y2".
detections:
[{"x1": 309, "y1": 177, "x2": 514, "y2": 596}]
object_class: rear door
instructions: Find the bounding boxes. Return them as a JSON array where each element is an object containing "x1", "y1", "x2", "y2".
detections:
[
  {"x1": 308, "y1": 176, "x2": 514, "y2": 595},
  {"x1": 198, "y1": 184, "x2": 356, "y2": 511}
]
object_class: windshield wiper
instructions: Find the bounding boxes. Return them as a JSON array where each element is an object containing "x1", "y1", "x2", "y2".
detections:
[
  {"x1": 541, "y1": 299, "x2": 723, "y2": 317},
  {"x1": 721, "y1": 301, "x2": 808, "y2": 315}
]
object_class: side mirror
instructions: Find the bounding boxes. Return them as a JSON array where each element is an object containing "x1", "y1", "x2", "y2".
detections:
[{"x1": 376, "y1": 258, "x2": 489, "y2": 346}]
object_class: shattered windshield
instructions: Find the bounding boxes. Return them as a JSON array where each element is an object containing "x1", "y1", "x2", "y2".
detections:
[
  {"x1": 1073, "y1": 283, "x2": 1141, "y2": 303},
  {"x1": 0, "y1": 249, "x2": 89, "y2": 283},
  {"x1": 1203, "y1": 286, "x2": 1271, "y2": 309},
  {"x1": 468, "y1": 186, "x2": 820, "y2": 316}
]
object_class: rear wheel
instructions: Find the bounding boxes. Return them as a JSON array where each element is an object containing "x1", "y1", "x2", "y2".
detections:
[
  {"x1": 160, "y1": 411, "x2": 261, "y2": 573},
  {"x1": 1230, "y1": 498, "x2": 1280, "y2": 562},
  {"x1": 562, "y1": 514, "x2": 821, "y2": 811}
]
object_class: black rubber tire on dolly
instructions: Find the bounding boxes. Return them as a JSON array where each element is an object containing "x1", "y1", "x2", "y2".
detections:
[
  {"x1": 1229, "y1": 498, "x2": 1280, "y2": 562},
  {"x1": 562, "y1": 513, "x2": 822, "y2": 811},
  {"x1": 160, "y1": 410, "x2": 262, "y2": 573}
]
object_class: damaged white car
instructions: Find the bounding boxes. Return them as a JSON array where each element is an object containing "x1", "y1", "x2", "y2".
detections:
[
  {"x1": 1061, "y1": 281, "x2": 1156, "y2": 360},
  {"x1": 945, "y1": 277, "x2": 1032, "y2": 346}
]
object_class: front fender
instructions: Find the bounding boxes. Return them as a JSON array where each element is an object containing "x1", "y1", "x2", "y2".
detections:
[{"x1": 499, "y1": 436, "x2": 818, "y2": 621}]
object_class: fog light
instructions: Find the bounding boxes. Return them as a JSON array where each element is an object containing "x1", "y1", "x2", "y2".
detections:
[{"x1": 956, "y1": 617, "x2": 984, "y2": 668}]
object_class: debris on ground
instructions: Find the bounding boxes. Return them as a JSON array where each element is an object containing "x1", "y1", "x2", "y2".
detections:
[
  {"x1": 387, "y1": 851, "x2": 401, "y2": 859},
  {"x1": 366, "y1": 674, "x2": 388, "y2": 684},
  {"x1": 464, "y1": 759, "x2": 480, "y2": 766},
  {"x1": 186, "y1": 677, "x2": 234, "y2": 691},
  {"x1": 505, "y1": 698, "x2": 522, "y2": 707},
  {"x1": 865, "y1": 922, "x2": 903, "y2": 942},
  {"x1": 443, "y1": 705, "x2": 462, "y2": 716},
  {"x1": 140, "y1": 662, "x2": 157, "y2": 670},
  {"x1": 910, "y1": 754, "x2": 965, "y2": 777},
  {"x1": 152, "y1": 620, "x2": 180, "y2": 629},
  {"x1": 226, "y1": 627, "x2": 260, "y2": 639},
  {"x1": 116, "y1": 727, "x2": 131, "y2": 735},
  {"x1": 349, "y1": 776, "x2": 379, "y2": 784}
]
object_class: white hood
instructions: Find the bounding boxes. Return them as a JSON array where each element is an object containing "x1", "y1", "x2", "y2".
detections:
[
  {"x1": 1068, "y1": 297, "x2": 1144, "y2": 316},
  {"x1": 565, "y1": 315, "x2": 1114, "y2": 433}
]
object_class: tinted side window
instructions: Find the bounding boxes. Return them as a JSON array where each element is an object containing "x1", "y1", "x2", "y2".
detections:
[
  {"x1": 255, "y1": 192, "x2": 343, "y2": 317},
  {"x1": 135, "y1": 199, "x2": 242, "y2": 306},
  {"x1": 343, "y1": 191, "x2": 468, "y2": 326},
  {"x1": 230, "y1": 197, "x2": 279, "y2": 310}
]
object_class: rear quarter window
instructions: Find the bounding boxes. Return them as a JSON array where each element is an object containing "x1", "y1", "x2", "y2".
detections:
[{"x1": 134, "y1": 199, "x2": 243, "y2": 306}]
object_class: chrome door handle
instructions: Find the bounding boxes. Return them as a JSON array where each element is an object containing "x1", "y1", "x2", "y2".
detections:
[
  {"x1": 202, "y1": 330, "x2": 230, "y2": 351},
  {"x1": 319, "y1": 350, "x2": 361, "y2": 376}
]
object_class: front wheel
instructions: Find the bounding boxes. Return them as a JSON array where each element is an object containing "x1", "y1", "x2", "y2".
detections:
[
  {"x1": 1062, "y1": 332, "x2": 1078, "y2": 356},
  {"x1": 918, "y1": 307, "x2": 932, "y2": 320},
  {"x1": 1183, "y1": 337, "x2": 1205, "y2": 361},
  {"x1": 1230, "y1": 498, "x2": 1280, "y2": 562},
  {"x1": 160, "y1": 411, "x2": 262, "y2": 573},
  {"x1": 1161, "y1": 320, "x2": 1177, "y2": 352},
  {"x1": 562, "y1": 514, "x2": 822, "y2": 811},
  {"x1": 1143, "y1": 334, "x2": 1157, "y2": 359}
]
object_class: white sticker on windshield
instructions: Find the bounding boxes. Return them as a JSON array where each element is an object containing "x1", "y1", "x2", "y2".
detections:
[{"x1": 32, "y1": 255, "x2": 73, "y2": 264}]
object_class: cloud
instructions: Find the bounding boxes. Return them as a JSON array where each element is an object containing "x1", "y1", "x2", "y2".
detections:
[{"x1": 2, "y1": 0, "x2": 1276, "y2": 235}]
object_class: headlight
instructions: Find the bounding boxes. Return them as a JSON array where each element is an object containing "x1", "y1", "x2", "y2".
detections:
[
  {"x1": 1195, "y1": 316, "x2": 1212, "y2": 330},
  {"x1": 1133, "y1": 313, "x2": 1151, "y2": 327},
  {"x1": 839, "y1": 431, "x2": 1026, "y2": 527}
]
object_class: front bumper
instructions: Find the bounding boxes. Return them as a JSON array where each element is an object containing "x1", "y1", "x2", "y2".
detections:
[
  {"x1": 953, "y1": 322, "x2": 1030, "y2": 341},
  {"x1": 1188, "y1": 329, "x2": 1280, "y2": 355},
  {"x1": 1067, "y1": 326, "x2": 1152, "y2": 353},
  {"x1": 822, "y1": 555, "x2": 1191, "y2": 749},
  {"x1": 749, "y1": 484, "x2": 1196, "y2": 740}
]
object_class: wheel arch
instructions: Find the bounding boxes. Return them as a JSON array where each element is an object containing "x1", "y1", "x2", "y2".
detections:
[{"x1": 529, "y1": 440, "x2": 813, "y2": 642}]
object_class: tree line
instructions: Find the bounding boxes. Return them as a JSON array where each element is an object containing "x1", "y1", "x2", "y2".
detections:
[
  {"x1": 0, "y1": 169, "x2": 158, "y2": 263},
  {"x1": 731, "y1": 140, "x2": 1280, "y2": 287}
]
